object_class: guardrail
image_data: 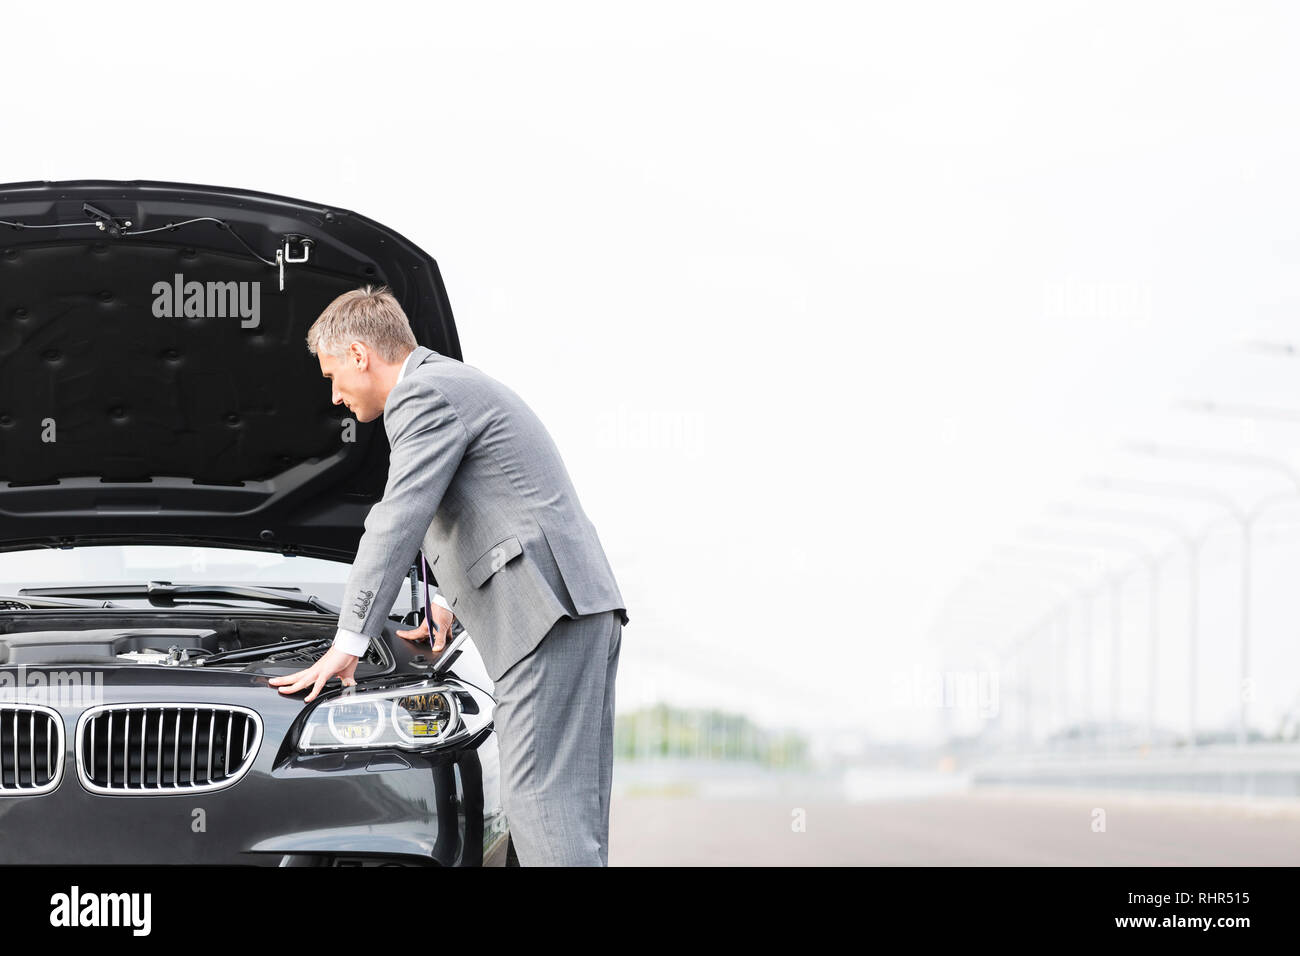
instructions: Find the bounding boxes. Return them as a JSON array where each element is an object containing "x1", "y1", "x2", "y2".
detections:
[{"x1": 968, "y1": 743, "x2": 1300, "y2": 797}]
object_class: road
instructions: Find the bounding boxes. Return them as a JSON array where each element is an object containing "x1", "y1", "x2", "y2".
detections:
[{"x1": 609, "y1": 786, "x2": 1300, "y2": 865}]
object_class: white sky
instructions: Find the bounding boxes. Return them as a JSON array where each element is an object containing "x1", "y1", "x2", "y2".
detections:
[{"x1": 6, "y1": 2, "x2": 1300, "y2": 744}]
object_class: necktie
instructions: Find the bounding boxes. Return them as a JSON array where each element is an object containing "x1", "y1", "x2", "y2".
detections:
[{"x1": 418, "y1": 550, "x2": 437, "y2": 656}]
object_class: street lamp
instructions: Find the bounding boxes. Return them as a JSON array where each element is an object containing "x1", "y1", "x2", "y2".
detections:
[
  {"x1": 1047, "y1": 502, "x2": 1202, "y2": 747},
  {"x1": 1178, "y1": 398, "x2": 1300, "y2": 427},
  {"x1": 1119, "y1": 443, "x2": 1300, "y2": 746},
  {"x1": 944, "y1": 568, "x2": 1091, "y2": 749},
  {"x1": 984, "y1": 552, "x2": 1108, "y2": 736},
  {"x1": 1019, "y1": 526, "x2": 1164, "y2": 752}
]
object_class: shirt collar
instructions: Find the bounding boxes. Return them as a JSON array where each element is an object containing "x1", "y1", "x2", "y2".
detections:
[{"x1": 396, "y1": 349, "x2": 418, "y2": 384}]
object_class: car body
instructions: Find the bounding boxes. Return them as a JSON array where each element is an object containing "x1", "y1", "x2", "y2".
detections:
[{"x1": 0, "y1": 180, "x2": 511, "y2": 865}]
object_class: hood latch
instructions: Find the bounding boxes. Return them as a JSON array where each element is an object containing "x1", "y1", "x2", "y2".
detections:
[
  {"x1": 82, "y1": 202, "x2": 132, "y2": 237},
  {"x1": 276, "y1": 234, "x2": 315, "y2": 291}
]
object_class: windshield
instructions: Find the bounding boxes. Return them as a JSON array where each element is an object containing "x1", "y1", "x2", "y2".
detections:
[{"x1": 0, "y1": 545, "x2": 415, "y2": 616}]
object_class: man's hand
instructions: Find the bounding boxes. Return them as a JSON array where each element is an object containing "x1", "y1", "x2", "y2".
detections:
[
  {"x1": 268, "y1": 645, "x2": 359, "y2": 702},
  {"x1": 396, "y1": 603, "x2": 455, "y2": 652}
]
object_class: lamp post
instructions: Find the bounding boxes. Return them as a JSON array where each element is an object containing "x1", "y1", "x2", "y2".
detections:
[
  {"x1": 946, "y1": 592, "x2": 1066, "y2": 748},
  {"x1": 979, "y1": 554, "x2": 1105, "y2": 735},
  {"x1": 997, "y1": 545, "x2": 1110, "y2": 734},
  {"x1": 1046, "y1": 502, "x2": 1206, "y2": 747},
  {"x1": 1179, "y1": 398, "x2": 1300, "y2": 427},
  {"x1": 1084, "y1": 476, "x2": 1246, "y2": 745},
  {"x1": 1119, "y1": 443, "x2": 1300, "y2": 746},
  {"x1": 1019, "y1": 527, "x2": 1164, "y2": 752},
  {"x1": 944, "y1": 569, "x2": 1088, "y2": 750}
]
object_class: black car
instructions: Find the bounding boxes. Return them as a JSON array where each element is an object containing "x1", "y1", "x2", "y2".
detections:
[{"x1": 0, "y1": 179, "x2": 512, "y2": 865}]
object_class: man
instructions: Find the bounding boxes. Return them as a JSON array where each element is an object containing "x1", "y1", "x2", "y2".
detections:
[{"x1": 268, "y1": 285, "x2": 628, "y2": 867}]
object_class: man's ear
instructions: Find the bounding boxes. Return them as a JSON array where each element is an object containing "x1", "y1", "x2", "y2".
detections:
[{"x1": 347, "y1": 341, "x2": 369, "y2": 369}]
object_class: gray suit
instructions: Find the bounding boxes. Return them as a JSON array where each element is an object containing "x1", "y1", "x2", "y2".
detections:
[{"x1": 337, "y1": 345, "x2": 627, "y2": 865}]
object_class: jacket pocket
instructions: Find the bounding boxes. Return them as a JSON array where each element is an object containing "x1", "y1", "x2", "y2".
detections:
[{"x1": 467, "y1": 535, "x2": 524, "y2": 588}]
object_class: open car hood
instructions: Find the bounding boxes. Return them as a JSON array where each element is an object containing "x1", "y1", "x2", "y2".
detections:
[{"x1": 0, "y1": 179, "x2": 460, "y2": 560}]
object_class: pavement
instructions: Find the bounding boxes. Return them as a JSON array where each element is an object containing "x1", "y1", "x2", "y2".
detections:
[{"x1": 608, "y1": 785, "x2": 1300, "y2": 865}]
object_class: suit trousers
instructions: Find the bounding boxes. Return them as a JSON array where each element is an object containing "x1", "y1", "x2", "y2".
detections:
[{"x1": 490, "y1": 609, "x2": 622, "y2": 866}]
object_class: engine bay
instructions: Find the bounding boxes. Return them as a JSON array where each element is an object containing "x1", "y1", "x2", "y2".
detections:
[{"x1": 0, "y1": 611, "x2": 388, "y2": 671}]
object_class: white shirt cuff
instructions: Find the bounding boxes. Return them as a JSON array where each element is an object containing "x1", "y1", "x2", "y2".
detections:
[
  {"x1": 432, "y1": 592, "x2": 451, "y2": 611},
  {"x1": 333, "y1": 627, "x2": 370, "y2": 658}
]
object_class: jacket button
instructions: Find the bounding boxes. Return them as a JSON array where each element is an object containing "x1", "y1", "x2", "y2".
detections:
[{"x1": 452, "y1": 596, "x2": 458, "y2": 608}]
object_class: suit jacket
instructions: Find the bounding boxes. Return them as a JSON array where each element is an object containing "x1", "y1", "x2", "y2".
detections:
[{"x1": 337, "y1": 346, "x2": 628, "y2": 681}]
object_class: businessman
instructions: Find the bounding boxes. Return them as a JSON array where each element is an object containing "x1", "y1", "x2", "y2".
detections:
[{"x1": 268, "y1": 285, "x2": 628, "y2": 866}]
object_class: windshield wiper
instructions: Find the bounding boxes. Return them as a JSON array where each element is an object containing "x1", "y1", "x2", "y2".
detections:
[
  {"x1": 18, "y1": 582, "x2": 337, "y2": 614},
  {"x1": 0, "y1": 592, "x2": 122, "y2": 609},
  {"x1": 195, "y1": 637, "x2": 332, "y2": 666}
]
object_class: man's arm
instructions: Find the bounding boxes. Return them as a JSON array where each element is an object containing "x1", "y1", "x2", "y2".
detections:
[
  {"x1": 335, "y1": 593, "x2": 452, "y2": 656},
  {"x1": 337, "y1": 382, "x2": 471, "y2": 639},
  {"x1": 270, "y1": 381, "x2": 471, "y2": 699}
]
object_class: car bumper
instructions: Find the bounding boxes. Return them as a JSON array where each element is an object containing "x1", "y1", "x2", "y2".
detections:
[{"x1": 0, "y1": 674, "x2": 508, "y2": 866}]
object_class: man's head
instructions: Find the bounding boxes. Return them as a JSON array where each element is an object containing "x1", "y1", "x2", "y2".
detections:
[{"x1": 306, "y1": 285, "x2": 419, "y2": 422}]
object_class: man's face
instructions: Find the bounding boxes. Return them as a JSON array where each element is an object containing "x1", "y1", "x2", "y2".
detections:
[{"x1": 319, "y1": 344, "x2": 384, "y2": 422}]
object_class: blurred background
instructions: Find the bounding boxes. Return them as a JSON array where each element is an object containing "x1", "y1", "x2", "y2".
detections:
[{"x1": 10, "y1": 0, "x2": 1300, "y2": 863}]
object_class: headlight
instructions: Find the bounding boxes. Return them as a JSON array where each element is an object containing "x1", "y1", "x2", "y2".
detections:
[{"x1": 298, "y1": 681, "x2": 465, "y2": 752}]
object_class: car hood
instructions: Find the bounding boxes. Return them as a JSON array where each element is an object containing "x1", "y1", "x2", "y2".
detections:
[{"x1": 0, "y1": 179, "x2": 460, "y2": 560}]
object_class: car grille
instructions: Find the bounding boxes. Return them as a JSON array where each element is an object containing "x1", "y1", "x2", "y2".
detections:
[
  {"x1": 0, "y1": 704, "x2": 64, "y2": 794},
  {"x1": 76, "y1": 704, "x2": 262, "y2": 794}
]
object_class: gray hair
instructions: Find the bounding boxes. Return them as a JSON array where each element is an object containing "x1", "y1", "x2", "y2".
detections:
[{"x1": 306, "y1": 285, "x2": 418, "y2": 362}]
